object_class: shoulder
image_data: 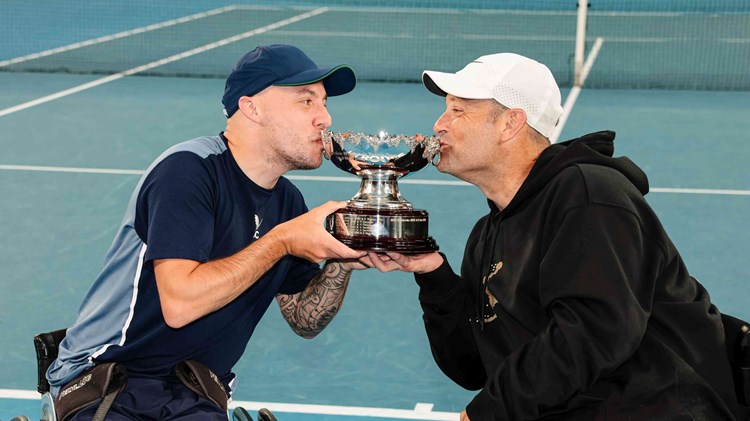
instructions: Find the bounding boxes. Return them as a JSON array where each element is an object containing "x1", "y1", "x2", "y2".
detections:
[
  {"x1": 145, "y1": 136, "x2": 227, "y2": 180},
  {"x1": 549, "y1": 165, "x2": 670, "y2": 251},
  {"x1": 145, "y1": 136, "x2": 226, "y2": 174},
  {"x1": 548, "y1": 164, "x2": 645, "y2": 211},
  {"x1": 137, "y1": 137, "x2": 228, "y2": 203},
  {"x1": 161, "y1": 136, "x2": 227, "y2": 160},
  {"x1": 575, "y1": 164, "x2": 645, "y2": 210}
]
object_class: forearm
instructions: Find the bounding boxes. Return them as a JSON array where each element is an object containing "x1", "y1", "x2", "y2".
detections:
[
  {"x1": 277, "y1": 261, "x2": 352, "y2": 338},
  {"x1": 156, "y1": 201, "x2": 365, "y2": 329},
  {"x1": 155, "y1": 230, "x2": 288, "y2": 328},
  {"x1": 416, "y1": 258, "x2": 486, "y2": 389}
]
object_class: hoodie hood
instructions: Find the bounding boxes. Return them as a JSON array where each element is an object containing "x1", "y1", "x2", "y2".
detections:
[{"x1": 500, "y1": 131, "x2": 649, "y2": 216}]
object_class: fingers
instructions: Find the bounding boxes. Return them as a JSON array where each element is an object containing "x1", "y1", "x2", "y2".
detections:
[
  {"x1": 357, "y1": 254, "x2": 375, "y2": 268},
  {"x1": 323, "y1": 237, "x2": 366, "y2": 260},
  {"x1": 367, "y1": 252, "x2": 403, "y2": 272},
  {"x1": 314, "y1": 200, "x2": 348, "y2": 216},
  {"x1": 384, "y1": 251, "x2": 407, "y2": 265},
  {"x1": 331, "y1": 254, "x2": 375, "y2": 271}
]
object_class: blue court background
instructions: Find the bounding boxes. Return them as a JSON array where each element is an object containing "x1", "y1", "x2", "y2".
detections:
[{"x1": 1, "y1": 2, "x2": 749, "y2": 420}]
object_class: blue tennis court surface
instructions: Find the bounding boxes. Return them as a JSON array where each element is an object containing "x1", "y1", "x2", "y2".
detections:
[{"x1": 1, "y1": 1, "x2": 748, "y2": 420}]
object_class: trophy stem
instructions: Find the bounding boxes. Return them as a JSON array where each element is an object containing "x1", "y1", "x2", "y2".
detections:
[{"x1": 348, "y1": 169, "x2": 412, "y2": 210}]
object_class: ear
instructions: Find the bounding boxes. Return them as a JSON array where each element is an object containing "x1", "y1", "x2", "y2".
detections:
[
  {"x1": 237, "y1": 96, "x2": 261, "y2": 123},
  {"x1": 500, "y1": 108, "x2": 527, "y2": 141}
]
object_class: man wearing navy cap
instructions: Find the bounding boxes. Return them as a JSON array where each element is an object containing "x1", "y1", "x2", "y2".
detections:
[{"x1": 46, "y1": 44, "x2": 369, "y2": 420}]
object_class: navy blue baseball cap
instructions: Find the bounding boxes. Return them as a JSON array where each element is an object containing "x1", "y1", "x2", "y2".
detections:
[{"x1": 222, "y1": 44, "x2": 356, "y2": 117}]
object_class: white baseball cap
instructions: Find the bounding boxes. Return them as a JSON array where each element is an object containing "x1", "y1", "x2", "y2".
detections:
[{"x1": 422, "y1": 53, "x2": 563, "y2": 139}]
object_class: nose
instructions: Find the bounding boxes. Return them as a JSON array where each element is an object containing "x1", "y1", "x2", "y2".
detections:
[
  {"x1": 433, "y1": 110, "x2": 449, "y2": 135},
  {"x1": 315, "y1": 105, "x2": 332, "y2": 130}
]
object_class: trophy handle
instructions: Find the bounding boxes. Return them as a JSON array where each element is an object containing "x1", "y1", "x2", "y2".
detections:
[{"x1": 431, "y1": 151, "x2": 441, "y2": 166}]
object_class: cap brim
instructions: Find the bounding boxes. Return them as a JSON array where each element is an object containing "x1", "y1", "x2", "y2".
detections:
[
  {"x1": 274, "y1": 65, "x2": 356, "y2": 96},
  {"x1": 422, "y1": 70, "x2": 493, "y2": 100}
]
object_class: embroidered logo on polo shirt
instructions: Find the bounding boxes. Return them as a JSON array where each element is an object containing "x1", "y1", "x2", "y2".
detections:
[{"x1": 253, "y1": 214, "x2": 263, "y2": 239}]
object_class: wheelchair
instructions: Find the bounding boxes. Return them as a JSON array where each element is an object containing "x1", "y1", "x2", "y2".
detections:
[
  {"x1": 16, "y1": 313, "x2": 750, "y2": 420},
  {"x1": 17, "y1": 328, "x2": 277, "y2": 421}
]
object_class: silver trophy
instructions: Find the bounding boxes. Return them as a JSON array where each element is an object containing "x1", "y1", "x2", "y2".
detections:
[{"x1": 322, "y1": 130, "x2": 440, "y2": 253}]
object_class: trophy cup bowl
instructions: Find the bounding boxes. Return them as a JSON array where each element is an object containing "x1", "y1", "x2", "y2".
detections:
[{"x1": 322, "y1": 130, "x2": 440, "y2": 253}]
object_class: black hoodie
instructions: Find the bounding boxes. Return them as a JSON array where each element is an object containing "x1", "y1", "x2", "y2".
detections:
[{"x1": 415, "y1": 131, "x2": 739, "y2": 420}]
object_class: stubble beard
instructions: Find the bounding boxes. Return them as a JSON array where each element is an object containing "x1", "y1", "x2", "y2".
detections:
[
  {"x1": 435, "y1": 152, "x2": 454, "y2": 176},
  {"x1": 270, "y1": 142, "x2": 322, "y2": 171},
  {"x1": 266, "y1": 121, "x2": 323, "y2": 171},
  {"x1": 436, "y1": 152, "x2": 471, "y2": 184}
]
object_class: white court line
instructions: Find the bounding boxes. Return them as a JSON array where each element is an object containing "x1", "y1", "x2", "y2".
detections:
[
  {"x1": 229, "y1": 400, "x2": 457, "y2": 420},
  {"x1": 0, "y1": 389, "x2": 39, "y2": 400},
  {"x1": 0, "y1": 7, "x2": 329, "y2": 118},
  {"x1": 0, "y1": 6, "x2": 239, "y2": 68},
  {"x1": 0, "y1": 4, "x2": 310, "y2": 68},
  {"x1": 315, "y1": 6, "x2": 700, "y2": 17},
  {"x1": 414, "y1": 403, "x2": 435, "y2": 412},
  {"x1": 0, "y1": 389, "x2": 458, "y2": 420},
  {"x1": 600, "y1": 36, "x2": 750, "y2": 43},
  {"x1": 1, "y1": 164, "x2": 748, "y2": 195},
  {"x1": 289, "y1": 175, "x2": 469, "y2": 186},
  {"x1": 549, "y1": 37, "x2": 604, "y2": 143},
  {"x1": 269, "y1": 30, "x2": 578, "y2": 42},
  {"x1": 0, "y1": 164, "x2": 144, "y2": 175},
  {"x1": 295, "y1": 5, "x2": 575, "y2": 15},
  {"x1": 651, "y1": 188, "x2": 750, "y2": 196},
  {"x1": 268, "y1": 30, "x2": 747, "y2": 44},
  {"x1": 0, "y1": 165, "x2": 468, "y2": 185}
]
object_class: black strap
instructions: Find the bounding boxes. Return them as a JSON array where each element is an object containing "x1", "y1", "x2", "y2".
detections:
[
  {"x1": 175, "y1": 360, "x2": 228, "y2": 411},
  {"x1": 56, "y1": 363, "x2": 128, "y2": 421},
  {"x1": 91, "y1": 388, "x2": 119, "y2": 421}
]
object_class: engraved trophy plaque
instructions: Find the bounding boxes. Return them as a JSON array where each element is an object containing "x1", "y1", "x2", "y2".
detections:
[{"x1": 322, "y1": 130, "x2": 440, "y2": 253}]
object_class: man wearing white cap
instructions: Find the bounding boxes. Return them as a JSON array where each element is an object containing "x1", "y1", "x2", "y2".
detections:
[{"x1": 370, "y1": 53, "x2": 740, "y2": 420}]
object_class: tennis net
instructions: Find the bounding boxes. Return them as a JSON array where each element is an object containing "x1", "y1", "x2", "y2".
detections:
[{"x1": 1, "y1": 1, "x2": 748, "y2": 90}]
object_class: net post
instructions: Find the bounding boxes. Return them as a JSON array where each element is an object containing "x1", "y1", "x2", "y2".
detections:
[{"x1": 574, "y1": 0, "x2": 588, "y2": 87}]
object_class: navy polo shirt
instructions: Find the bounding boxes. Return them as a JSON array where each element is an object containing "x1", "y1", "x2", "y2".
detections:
[{"x1": 47, "y1": 134, "x2": 320, "y2": 395}]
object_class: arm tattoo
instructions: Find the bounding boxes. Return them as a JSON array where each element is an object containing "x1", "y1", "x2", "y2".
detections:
[{"x1": 277, "y1": 262, "x2": 352, "y2": 338}]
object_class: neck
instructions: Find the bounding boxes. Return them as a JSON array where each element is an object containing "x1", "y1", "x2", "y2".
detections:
[
  {"x1": 224, "y1": 124, "x2": 282, "y2": 190},
  {"x1": 474, "y1": 139, "x2": 545, "y2": 210}
]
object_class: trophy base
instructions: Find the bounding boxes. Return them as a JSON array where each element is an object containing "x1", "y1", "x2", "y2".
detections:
[{"x1": 326, "y1": 208, "x2": 439, "y2": 254}]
